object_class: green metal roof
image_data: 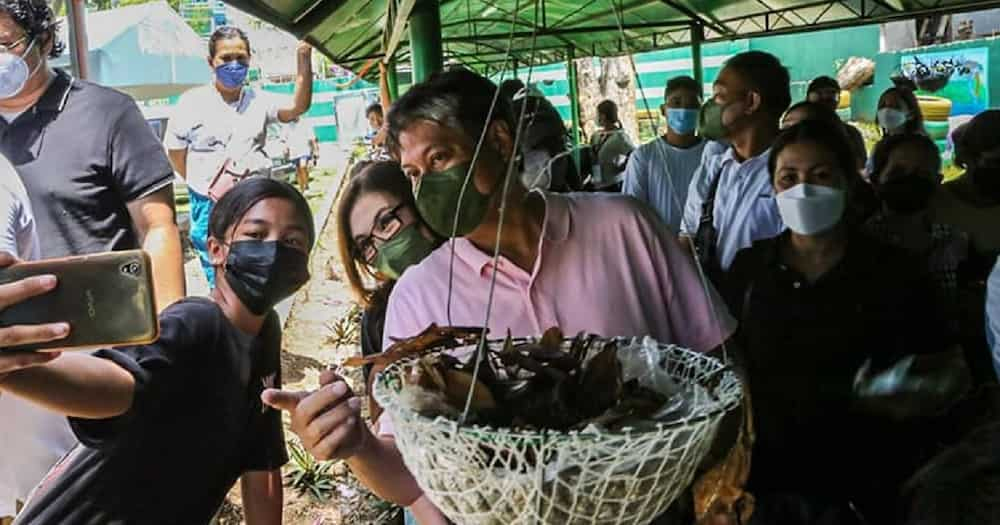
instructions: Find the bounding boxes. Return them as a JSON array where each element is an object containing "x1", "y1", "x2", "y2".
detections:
[{"x1": 225, "y1": 0, "x2": 1000, "y2": 72}]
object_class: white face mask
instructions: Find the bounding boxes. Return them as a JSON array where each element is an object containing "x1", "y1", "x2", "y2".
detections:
[
  {"x1": 776, "y1": 183, "x2": 846, "y2": 235},
  {"x1": 877, "y1": 107, "x2": 909, "y2": 133},
  {"x1": 0, "y1": 37, "x2": 40, "y2": 100}
]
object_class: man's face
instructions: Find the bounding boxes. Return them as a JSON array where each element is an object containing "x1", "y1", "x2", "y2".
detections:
[
  {"x1": 663, "y1": 87, "x2": 701, "y2": 111},
  {"x1": 807, "y1": 88, "x2": 840, "y2": 111},
  {"x1": 0, "y1": 14, "x2": 45, "y2": 76},
  {"x1": 397, "y1": 119, "x2": 511, "y2": 196},
  {"x1": 711, "y1": 66, "x2": 755, "y2": 134}
]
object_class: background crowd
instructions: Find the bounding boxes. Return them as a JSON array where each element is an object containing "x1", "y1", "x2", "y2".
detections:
[{"x1": 0, "y1": 0, "x2": 998, "y2": 523}]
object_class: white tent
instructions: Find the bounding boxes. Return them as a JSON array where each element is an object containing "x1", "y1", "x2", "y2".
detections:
[{"x1": 53, "y1": 1, "x2": 210, "y2": 100}]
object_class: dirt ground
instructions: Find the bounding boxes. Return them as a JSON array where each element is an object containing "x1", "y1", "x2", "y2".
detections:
[{"x1": 185, "y1": 157, "x2": 401, "y2": 525}]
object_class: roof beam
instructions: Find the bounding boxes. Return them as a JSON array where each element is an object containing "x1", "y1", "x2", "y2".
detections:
[
  {"x1": 439, "y1": 20, "x2": 689, "y2": 42},
  {"x1": 656, "y1": 0, "x2": 733, "y2": 36}
]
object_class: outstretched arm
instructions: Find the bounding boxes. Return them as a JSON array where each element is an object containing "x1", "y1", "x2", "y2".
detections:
[{"x1": 0, "y1": 352, "x2": 135, "y2": 419}]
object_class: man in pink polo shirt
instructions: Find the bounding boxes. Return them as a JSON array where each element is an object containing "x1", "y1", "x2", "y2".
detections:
[{"x1": 264, "y1": 70, "x2": 736, "y2": 523}]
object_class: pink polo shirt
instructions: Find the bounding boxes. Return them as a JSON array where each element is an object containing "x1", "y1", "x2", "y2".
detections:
[{"x1": 382, "y1": 192, "x2": 736, "y2": 352}]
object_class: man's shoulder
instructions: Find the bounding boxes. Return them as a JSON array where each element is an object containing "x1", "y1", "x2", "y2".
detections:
[
  {"x1": 71, "y1": 79, "x2": 134, "y2": 105},
  {"x1": 561, "y1": 192, "x2": 657, "y2": 228}
]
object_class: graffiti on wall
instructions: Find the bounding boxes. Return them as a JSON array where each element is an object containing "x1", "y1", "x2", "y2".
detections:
[{"x1": 901, "y1": 47, "x2": 989, "y2": 115}]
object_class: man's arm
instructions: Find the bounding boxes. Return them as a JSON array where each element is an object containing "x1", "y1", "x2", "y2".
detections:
[
  {"x1": 167, "y1": 149, "x2": 188, "y2": 180},
  {"x1": 241, "y1": 470, "x2": 283, "y2": 525},
  {"x1": 0, "y1": 352, "x2": 135, "y2": 419},
  {"x1": 128, "y1": 186, "x2": 186, "y2": 310},
  {"x1": 276, "y1": 42, "x2": 314, "y2": 123}
]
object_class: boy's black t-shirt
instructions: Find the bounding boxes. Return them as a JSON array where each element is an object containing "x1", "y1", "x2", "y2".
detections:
[{"x1": 14, "y1": 298, "x2": 287, "y2": 525}]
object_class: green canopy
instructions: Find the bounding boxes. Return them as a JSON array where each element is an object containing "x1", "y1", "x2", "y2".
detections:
[{"x1": 225, "y1": 0, "x2": 1000, "y2": 72}]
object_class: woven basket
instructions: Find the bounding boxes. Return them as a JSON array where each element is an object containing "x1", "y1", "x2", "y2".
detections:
[{"x1": 373, "y1": 337, "x2": 743, "y2": 525}]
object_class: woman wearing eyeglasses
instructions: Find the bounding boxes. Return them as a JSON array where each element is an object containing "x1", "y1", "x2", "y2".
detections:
[
  {"x1": 336, "y1": 161, "x2": 441, "y2": 380},
  {"x1": 334, "y1": 160, "x2": 445, "y2": 525}
]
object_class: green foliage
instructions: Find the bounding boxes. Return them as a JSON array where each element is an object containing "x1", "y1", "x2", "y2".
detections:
[{"x1": 284, "y1": 440, "x2": 335, "y2": 501}]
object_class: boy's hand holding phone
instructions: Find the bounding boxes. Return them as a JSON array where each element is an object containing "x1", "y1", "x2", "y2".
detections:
[{"x1": 0, "y1": 252, "x2": 69, "y2": 380}]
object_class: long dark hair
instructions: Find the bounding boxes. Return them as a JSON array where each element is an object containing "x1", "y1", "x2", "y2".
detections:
[
  {"x1": 209, "y1": 178, "x2": 315, "y2": 247},
  {"x1": 336, "y1": 161, "x2": 418, "y2": 307},
  {"x1": 878, "y1": 78, "x2": 926, "y2": 136}
]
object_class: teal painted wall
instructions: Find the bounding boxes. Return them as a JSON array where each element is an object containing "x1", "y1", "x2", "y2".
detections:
[
  {"x1": 749, "y1": 25, "x2": 880, "y2": 102},
  {"x1": 852, "y1": 36, "x2": 1000, "y2": 122},
  {"x1": 503, "y1": 25, "x2": 881, "y2": 124}
]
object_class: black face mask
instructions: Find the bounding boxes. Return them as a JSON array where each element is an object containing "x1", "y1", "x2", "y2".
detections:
[
  {"x1": 224, "y1": 240, "x2": 310, "y2": 315},
  {"x1": 877, "y1": 173, "x2": 938, "y2": 215}
]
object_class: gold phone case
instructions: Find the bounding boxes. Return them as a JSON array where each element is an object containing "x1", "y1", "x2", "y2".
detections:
[{"x1": 0, "y1": 250, "x2": 159, "y2": 351}]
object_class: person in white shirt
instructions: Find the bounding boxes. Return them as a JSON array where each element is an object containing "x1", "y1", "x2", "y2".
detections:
[
  {"x1": 623, "y1": 75, "x2": 706, "y2": 232},
  {"x1": 165, "y1": 26, "x2": 312, "y2": 286},
  {"x1": 0, "y1": 156, "x2": 74, "y2": 522},
  {"x1": 588, "y1": 100, "x2": 634, "y2": 190},
  {"x1": 680, "y1": 51, "x2": 789, "y2": 277}
]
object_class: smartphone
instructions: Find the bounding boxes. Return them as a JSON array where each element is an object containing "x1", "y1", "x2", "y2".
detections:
[{"x1": 0, "y1": 250, "x2": 159, "y2": 352}]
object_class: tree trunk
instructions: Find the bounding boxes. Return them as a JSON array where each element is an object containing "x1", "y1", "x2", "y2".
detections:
[{"x1": 574, "y1": 56, "x2": 639, "y2": 144}]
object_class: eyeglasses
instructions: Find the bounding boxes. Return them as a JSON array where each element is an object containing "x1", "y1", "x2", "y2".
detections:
[
  {"x1": 0, "y1": 35, "x2": 29, "y2": 54},
  {"x1": 354, "y1": 203, "x2": 406, "y2": 264}
]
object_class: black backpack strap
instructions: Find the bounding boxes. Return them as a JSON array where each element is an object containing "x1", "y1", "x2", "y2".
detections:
[{"x1": 694, "y1": 164, "x2": 726, "y2": 280}]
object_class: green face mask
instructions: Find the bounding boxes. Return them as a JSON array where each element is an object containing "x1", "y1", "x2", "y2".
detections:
[
  {"x1": 373, "y1": 223, "x2": 437, "y2": 280},
  {"x1": 698, "y1": 99, "x2": 727, "y2": 141},
  {"x1": 415, "y1": 161, "x2": 494, "y2": 238}
]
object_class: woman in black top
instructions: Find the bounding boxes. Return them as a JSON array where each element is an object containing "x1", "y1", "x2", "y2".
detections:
[
  {"x1": 335, "y1": 161, "x2": 440, "y2": 389},
  {"x1": 724, "y1": 121, "x2": 961, "y2": 524},
  {"x1": 0, "y1": 179, "x2": 314, "y2": 524}
]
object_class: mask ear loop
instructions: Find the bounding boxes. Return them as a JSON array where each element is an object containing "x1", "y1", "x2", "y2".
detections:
[{"x1": 443, "y1": 0, "x2": 524, "y2": 328}]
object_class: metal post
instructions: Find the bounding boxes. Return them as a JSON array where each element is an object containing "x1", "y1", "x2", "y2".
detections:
[
  {"x1": 66, "y1": 0, "x2": 89, "y2": 79},
  {"x1": 566, "y1": 48, "x2": 582, "y2": 173},
  {"x1": 409, "y1": 0, "x2": 443, "y2": 83},
  {"x1": 386, "y1": 59, "x2": 399, "y2": 101},
  {"x1": 690, "y1": 23, "x2": 704, "y2": 92}
]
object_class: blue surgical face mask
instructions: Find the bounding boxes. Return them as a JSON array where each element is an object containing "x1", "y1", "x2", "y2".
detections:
[
  {"x1": 666, "y1": 108, "x2": 699, "y2": 136},
  {"x1": 215, "y1": 61, "x2": 249, "y2": 89}
]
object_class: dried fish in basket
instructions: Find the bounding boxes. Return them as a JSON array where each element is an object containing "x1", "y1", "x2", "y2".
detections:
[{"x1": 369, "y1": 329, "x2": 744, "y2": 525}]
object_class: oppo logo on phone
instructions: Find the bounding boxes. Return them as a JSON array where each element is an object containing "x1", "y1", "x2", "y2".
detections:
[{"x1": 86, "y1": 289, "x2": 97, "y2": 320}]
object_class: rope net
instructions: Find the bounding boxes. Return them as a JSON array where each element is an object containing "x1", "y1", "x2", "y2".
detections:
[{"x1": 373, "y1": 337, "x2": 743, "y2": 524}]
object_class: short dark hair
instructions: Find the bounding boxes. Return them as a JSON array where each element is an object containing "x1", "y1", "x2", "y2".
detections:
[
  {"x1": 783, "y1": 101, "x2": 840, "y2": 125},
  {"x1": 870, "y1": 133, "x2": 942, "y2": 183},
  {"x1": 209, "y1": 26, "x2": 251, "y2": 59},
  {"x1": 769, "y1": 120, "x2": 858, "y2": 188},
  {"x1": 665, "y1": 75, "x2": 701, "y2": 98},
  {"x1": 807, "y1": 75, "x2": 840, "y2": 94},
  {"x1": 724, "y1": 51, "x2": 791, "y2": 117},
  {"x1": 365, "y1": 103, "x2": 383, "y2": 118},
  {"x1": 597, "y1": 100, "x2": 619, "y2": 124},
  {"x1": 0, "y1": 0, "x2": 63, "y2": 58},
  {"x1": 499, "y1": 78, "x2": 526, "y2": 101},
  {"x1": 386, "y1": 68, "x2": 514, "y2": 157},
  {"x1": 209, "y1": 178, "x2": 315, "y2": 248}
]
